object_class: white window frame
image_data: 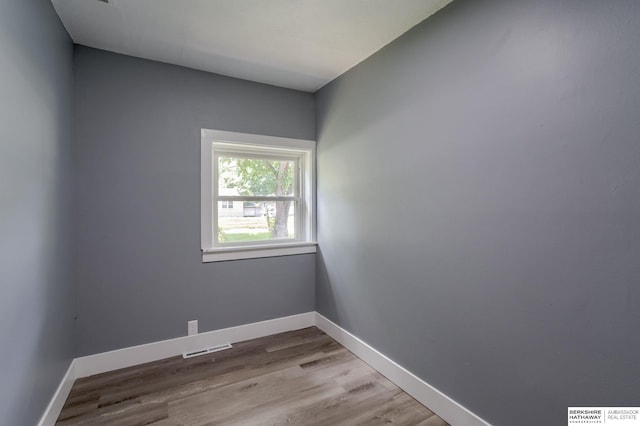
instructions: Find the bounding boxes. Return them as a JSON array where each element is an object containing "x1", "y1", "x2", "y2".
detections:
[{"x1": 201, "y1": 129, "x2": 316, "y2": 262}]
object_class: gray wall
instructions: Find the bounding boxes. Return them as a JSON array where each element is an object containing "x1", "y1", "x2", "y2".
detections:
[
  {"x1": 73, "y1": 47, "x2": 315, "y2": 356},
  {"x1": 0, "y1": 0, "x2": 74, "y2": 425},
  {"x1": 315, "y1": 0, "x2": 640, "y2": 425}
]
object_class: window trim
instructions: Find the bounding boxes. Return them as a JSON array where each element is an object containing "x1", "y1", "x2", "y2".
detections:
[{"x1": 201, "y1": 129, "x2": 316, "y2": 262}]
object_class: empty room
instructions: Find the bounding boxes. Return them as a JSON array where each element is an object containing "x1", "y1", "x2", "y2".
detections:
[{"x1": 1, "y1": 0, "x2": 639, "y2": 425}]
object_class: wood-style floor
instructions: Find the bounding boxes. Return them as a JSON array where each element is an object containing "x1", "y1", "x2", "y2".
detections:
[{"x1": 57, "y1": 327, "x2": 448, "y2": 425}]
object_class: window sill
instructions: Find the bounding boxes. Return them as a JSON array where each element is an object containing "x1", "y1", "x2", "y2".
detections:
[{"x1": 202, "y1": 242, "x2": 317, "y2": 262}]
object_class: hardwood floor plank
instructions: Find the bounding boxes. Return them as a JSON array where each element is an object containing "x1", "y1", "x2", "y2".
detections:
[{"x1": 57, "y1": 327, "x2": 449, "y2": 425}]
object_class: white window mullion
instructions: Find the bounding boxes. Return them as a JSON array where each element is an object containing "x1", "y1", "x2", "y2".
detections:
[{"x1": 217, "y1": 196, "x2": 298, "y2": 202}]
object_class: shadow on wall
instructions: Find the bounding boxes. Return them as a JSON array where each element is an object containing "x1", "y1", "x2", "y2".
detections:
[{"x1": 314, "y1": 247, "x2": 339, "y2": 323}]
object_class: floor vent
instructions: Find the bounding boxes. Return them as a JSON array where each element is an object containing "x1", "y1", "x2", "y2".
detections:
[{"x1": 183, "y1": 343, "x2": 232, "y2": 359}]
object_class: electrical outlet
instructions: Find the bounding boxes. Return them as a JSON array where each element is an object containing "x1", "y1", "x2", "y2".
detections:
[{"x1": 188, "y1": 320, "x2": 198, "y2": 336}]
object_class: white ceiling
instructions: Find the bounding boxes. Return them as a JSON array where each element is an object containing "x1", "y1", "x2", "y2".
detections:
[{"x1": 51, "y1": 0, "x2": 452, "y2": 92}]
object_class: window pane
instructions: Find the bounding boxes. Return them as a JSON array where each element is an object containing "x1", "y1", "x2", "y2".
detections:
[
  {"x1": 218, "y1": 156, "x2": 296, "y2": 197},
  {"x1": 218, "y1": 201, "x2": 296, "y2": 243}
]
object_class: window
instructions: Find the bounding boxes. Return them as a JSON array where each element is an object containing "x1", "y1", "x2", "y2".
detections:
[{"x1": 201, "y1": 129, "x2": 316, "y2": 262}]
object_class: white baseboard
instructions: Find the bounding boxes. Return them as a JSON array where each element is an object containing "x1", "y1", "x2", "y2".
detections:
[
  {"x1": 74, "y1": 312, "x2": 316, "y2": 378},
  {"x1": 314, "y1": 312, "x2": 491, "y2": 426},
  {"x1": 38, "y1": 360, "x2": 76, "y2": 426},
  {"x1": 38, "y1": 312, "x2": 315, "y2": 425},
  {"x1": 40, "y1": 311, "x2": 489, "y2": 426}
]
